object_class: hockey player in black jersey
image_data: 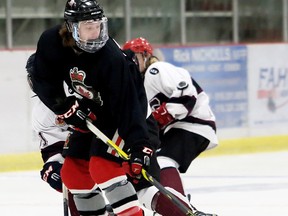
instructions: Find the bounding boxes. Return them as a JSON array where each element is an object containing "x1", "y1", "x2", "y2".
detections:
[
  {"x1": 28, "y1": 1, "x2": 161, "y2": 215},
  {"x1": 123, "y1": 37, "x2": 219, "y2": 216}
]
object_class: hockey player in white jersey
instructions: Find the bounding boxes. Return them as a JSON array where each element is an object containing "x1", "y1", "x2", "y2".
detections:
[
  {"x1": 123, "y1": 37, "x2": 219, "y2": 216},
  {"x1": 31, "y1": 96, "x2": 81, "y2": 216}
]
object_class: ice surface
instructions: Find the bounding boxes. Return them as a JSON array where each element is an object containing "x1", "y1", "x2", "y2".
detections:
[{"x1": 1, "y1": 151, "x2": 288, "y2": 216}]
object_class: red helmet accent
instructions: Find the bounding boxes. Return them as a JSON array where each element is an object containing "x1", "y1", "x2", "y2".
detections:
[{"x1": 122, "y1": 37, "x2": 153, "y2": 55}]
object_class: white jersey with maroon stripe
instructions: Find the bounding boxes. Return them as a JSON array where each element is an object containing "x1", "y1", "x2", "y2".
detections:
[
  {"x1": 144, "y1": 61, "x2": 218, "y2": 150},
  {"x1": 32, "y1": 96, "x2": 69, "y2": 150}
]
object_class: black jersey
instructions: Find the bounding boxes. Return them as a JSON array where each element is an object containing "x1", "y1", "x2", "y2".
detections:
[{"x1": 31, "y1": 25, "x2": 153, "y2": 150}]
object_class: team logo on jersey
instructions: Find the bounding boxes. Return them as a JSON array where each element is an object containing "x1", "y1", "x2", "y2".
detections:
[
  {"x1": 149, "y1": 67, "x2": 159, "y2": 75},
  {"x1": 69, "y1": 67, "x2": 103, "y2": 106}
]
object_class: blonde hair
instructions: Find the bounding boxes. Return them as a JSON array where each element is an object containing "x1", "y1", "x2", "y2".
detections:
[{"x1": 146, "y1": 55, "x2": 159, "y2": 69}]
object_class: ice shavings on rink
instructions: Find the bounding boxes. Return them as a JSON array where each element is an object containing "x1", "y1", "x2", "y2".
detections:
[{"x1": 1, "y1": 151, "x2": 288, "y2": 216}]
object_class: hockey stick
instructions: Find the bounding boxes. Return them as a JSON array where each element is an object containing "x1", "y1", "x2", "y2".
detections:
[
  {"x1": 78, "y1": 111, "x2": 194, "y2": 216},
  {"x1": 63, "y1": 183, "x2": 69, "y2": 216}
]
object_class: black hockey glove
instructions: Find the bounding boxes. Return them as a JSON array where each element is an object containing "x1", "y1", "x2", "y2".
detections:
[
  {"x1": 40, "y1": 161, "x2": 63, "y2": 192},
  {"x1": 123, "y1": 143, "x2": 154, "y2": 184},
  {"x1": 53, "y1": 96, "x2": 96, "y2": 132}
]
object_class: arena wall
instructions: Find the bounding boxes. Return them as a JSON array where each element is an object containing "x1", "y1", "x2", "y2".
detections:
[{"x1": 0, "y1": 43, "x2": 287, "y2": 154}]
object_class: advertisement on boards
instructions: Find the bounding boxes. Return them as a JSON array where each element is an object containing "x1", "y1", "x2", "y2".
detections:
[
  {"x1": 158, "y1": 45, "x2": 248, "y2": 128},
  {"x1": 248, "y1": 44, "x2": 288, "y2": 126}
]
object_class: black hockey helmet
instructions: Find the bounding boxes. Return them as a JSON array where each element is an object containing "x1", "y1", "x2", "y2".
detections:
[
  {"x1": 64, "y1": 0, "x2": 104, "y2": 22},
  {"x1": 64, "y1": 0, "x2": 109, "y2": 53},
  {"x1": 26, "y1": 53, "x2": 36, "y2": 92}
]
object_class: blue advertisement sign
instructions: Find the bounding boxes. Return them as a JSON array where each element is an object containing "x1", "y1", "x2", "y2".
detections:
[{"x1": 158, "y1": 45, "x2": 248, "y2": 128}]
